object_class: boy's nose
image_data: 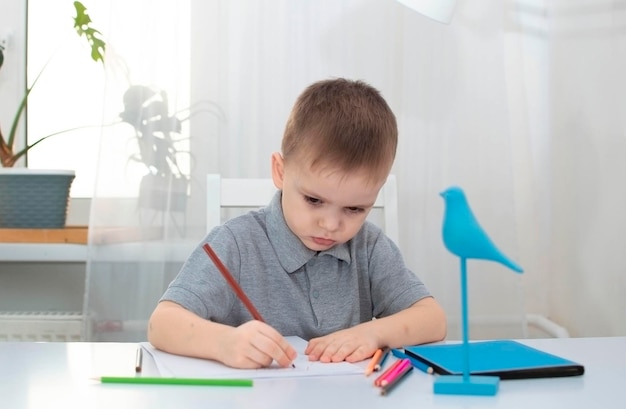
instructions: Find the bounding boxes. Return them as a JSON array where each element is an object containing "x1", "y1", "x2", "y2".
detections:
[{"x1": 319, "y1": 213, "x2": 341, "y2": 232}]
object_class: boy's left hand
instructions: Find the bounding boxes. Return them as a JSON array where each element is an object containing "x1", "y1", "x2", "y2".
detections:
[{"x1": 305, "y1": 327, "x2": 378, "y2": 363}]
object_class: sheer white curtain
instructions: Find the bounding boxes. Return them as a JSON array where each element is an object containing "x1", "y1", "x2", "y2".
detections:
[
  {"x1": 83, "y1": 0, "x2": 218, "y2": 341},
  {"x1": 204, "y1": 0, "x2": 537, "y2": 339},
  {"x1": 84, "y1": 0, "x2": 553, "y2": 341},
  {"x1": 393, "y1": 1, "x2": 532, "y2": 339}
]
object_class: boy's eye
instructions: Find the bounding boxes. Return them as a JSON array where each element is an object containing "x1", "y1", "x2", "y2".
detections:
[
  {"x1": 304, "y1": 195, "x2": 321, "y2": 205},
  {"x1": 303, "y1": 196, "x2": 365, "y2": 214},
  {"x1": 346, "y1": 207, "x2": 365, "y2": 214}
]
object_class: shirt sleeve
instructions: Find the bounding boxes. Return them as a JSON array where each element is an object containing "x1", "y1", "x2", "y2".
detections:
[
  {"x1": 367, "y1": 231, "x2": 432, "y2": 318},
  {"x1": 160, "y1": 225, "x2": 240, "y2": 320}
]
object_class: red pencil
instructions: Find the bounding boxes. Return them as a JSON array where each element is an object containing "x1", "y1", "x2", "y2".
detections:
[{"x1": 202, "y1": 243, "x2": 265, "y2": 322}]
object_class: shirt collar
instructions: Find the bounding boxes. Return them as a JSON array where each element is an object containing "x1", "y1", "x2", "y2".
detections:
[{"x1": 266, "y1": 191, "x2": 351, "y2": 273}]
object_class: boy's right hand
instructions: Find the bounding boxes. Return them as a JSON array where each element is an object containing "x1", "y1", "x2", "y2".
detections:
[{"x1": 219, "y1": 320, "x2": 297, "y2": 369}]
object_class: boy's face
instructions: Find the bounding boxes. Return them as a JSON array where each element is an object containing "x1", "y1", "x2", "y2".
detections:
[{"x1": 271, "y1": 152, "x2": 386, "y2": 252}]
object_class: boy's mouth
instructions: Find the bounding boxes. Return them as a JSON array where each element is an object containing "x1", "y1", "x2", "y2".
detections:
[{"x1": 312, "y1": 237, "x2": 335, "y2": 247}]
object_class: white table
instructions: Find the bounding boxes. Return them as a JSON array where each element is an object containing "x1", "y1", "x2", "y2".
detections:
[{"x1": 1, "y1": 337, "x2": 624, "y2": 409}]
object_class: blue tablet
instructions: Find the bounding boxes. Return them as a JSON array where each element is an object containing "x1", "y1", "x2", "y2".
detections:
[{"x1": 404, "y1": 340, "x2": 584, "y2": 380}]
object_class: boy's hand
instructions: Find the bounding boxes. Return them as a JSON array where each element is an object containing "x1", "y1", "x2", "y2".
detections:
[
  {"x1": 219, "y1": 320, "x2": 297, "y2": 369},
  {"x1": 305, "y1": 327, "x2": 379, "y2": 363}
]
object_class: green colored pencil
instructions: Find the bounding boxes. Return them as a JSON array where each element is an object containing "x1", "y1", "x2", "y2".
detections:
[{"x1": 94, "y1": 376, "x2": 253, "y2": 387}]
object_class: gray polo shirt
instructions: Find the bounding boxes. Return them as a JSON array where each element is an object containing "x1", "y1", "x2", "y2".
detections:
[{"x1": 161, "y1": 191, "x2": 431, "y2": 340}]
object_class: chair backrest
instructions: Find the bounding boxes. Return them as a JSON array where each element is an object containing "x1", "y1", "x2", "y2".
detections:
[{"x1": 206, "y1": 174, "x2": 399, "y2": 244}]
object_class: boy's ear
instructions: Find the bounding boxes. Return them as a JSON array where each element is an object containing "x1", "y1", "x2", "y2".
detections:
[{"x1": 271, "y1": 152, "x2": 285, "y2": 189}]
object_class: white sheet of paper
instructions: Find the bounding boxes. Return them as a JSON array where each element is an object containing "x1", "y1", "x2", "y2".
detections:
[{"x1": 141, "y1": 336, "x2": 363, "y2": 379}]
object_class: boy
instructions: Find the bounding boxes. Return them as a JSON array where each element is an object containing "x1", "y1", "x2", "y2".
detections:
[{"x1": 148, "y1": 78, "x2": 446, "y2": 369}]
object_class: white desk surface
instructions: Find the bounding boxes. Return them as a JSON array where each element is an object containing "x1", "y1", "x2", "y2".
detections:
[{"x1": 1, "y1": 337, "x2": 624, "y2": 409}]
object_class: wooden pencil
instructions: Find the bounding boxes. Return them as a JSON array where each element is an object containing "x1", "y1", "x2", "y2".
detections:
[
  {"x1": 374, "y1": 358, "x2": 403, "y2": 387},
  {"x1": 380, "y1": 365, "x2": 413, "y2": 396},
  {"x1": 94, "y1": 376, "x2": 253, "y2": 387},
  {"x1": 365, "y1": 348, "x2": 384, "y2": 376},
  {"x1": 202, "y1": 243, "x2": 295, "y2": 368},
  {"x1": 375, "y1": 347, "x2": 390, "y2": 372},
  {"x1": 202, "y1": 243, "x2": 265, "y2": 322}
]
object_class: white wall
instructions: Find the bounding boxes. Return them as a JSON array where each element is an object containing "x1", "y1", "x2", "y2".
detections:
[{"x1": 547, "y1": 0, "x2": 626, "y2": 336}]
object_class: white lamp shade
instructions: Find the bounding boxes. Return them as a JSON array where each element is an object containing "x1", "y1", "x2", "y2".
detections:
[{"x1": 397, "y1": 0, "x2": 458, "y2": 24}]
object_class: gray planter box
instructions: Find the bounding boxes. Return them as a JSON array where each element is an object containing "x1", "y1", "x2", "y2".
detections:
[{"x1": 0, "y1": 169, "x2": 75, "y2": 228}]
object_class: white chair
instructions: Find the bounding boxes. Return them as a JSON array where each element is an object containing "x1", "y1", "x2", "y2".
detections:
[{"x1": 206, "y1": 174, "x2": 399, "y2": 245}]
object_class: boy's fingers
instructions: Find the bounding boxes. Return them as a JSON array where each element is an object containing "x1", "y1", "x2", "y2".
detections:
[
  {"x1": 270, "y1": 336, "x2": 297, "y2": 367},
  {"x1": 256, "y1": 327, "x2": 297, "y2": 367}
]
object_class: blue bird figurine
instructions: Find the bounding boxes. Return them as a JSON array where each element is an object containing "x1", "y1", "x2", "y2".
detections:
[
  {"x1": 434, "y1": 186, "x2": 522, "y2": 396},
  {"x1": 440, "y1": 186, "x2": 523, "y2": 273}
]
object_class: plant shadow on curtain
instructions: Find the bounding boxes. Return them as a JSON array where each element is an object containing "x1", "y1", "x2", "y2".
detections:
[{"x1": 82, "y1": 0, "x2": 221, "y2": 341}]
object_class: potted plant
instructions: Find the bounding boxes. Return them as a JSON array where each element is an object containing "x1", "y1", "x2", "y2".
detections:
[{"x1": 0, "y1": 1, "x2": 105, "y2": 228}]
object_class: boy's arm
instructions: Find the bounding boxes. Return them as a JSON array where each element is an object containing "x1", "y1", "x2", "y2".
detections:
[
  {"x1": 305, "y1": 296, "x2": 446, "y2": 363},
  {"x1": 148, "y1": 300, "x2": 297, "y2": 368}
]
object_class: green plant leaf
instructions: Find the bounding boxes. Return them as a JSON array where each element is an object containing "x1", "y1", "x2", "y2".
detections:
[
  {"x1": 1, "y1": 1, "x2": 107, "y2": 167},
  {"x1": 73, "y1": 1, "x2": 106, "y2": 63}
]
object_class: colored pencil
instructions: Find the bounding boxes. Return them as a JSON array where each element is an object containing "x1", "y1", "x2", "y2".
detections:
[
  {"x1": 380, "y1": 365, "x2": 413, "y2": 396},
  {"x1": 135, "y1": 346, "x2": 143, "y2": 373},
  {"x1": 365, "y1": 348, "x2": 384, "y2": 376},
  {"x1": 202, "y1": 243, "x2": 265, "y2": 322},
  {"x1": 202, "y1": 243, "x2": 294, "y2": 368},
  {"x1": 374, "y1": 358, "x2": 403, "y2": 387},
  {"x1": 391, "y1": 348, "x2": 434, "y2": 374},
  {"x1": 93, "y1": 376, "x2": 253, "y2": 387},
  {"x1": 380, "y1": 358, "x2": 411, "y2": 387},
  {"x1": 376, "y1": 348, "x2": 391, "y2": 372}
]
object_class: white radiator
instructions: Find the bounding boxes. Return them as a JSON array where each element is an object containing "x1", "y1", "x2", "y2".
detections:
[{"x1": 0, "y1": 311, "x2": 85, "y2": 341}]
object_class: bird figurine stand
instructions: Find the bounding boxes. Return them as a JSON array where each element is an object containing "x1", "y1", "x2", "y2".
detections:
[{"x1": 436, "y1": 186, "x2": 523, "y2": 396}]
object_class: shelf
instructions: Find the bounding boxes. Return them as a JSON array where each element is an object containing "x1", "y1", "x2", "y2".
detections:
[
  {"x1": 0, "y1": 226, "x2": 199, "y2": 262},
  {"x1": 0, "y1": 227, "x2": 88, "y2": 244},
  {"x1": 0, "y1": 243, "x2": 88, "y2": 262},
  {"x1": 0, "y1": 241, "x2": 198, "y2": 263}
]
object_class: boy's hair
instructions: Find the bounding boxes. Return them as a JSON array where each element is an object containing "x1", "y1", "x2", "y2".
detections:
[{"x1": 281, "y1": 78, "x2": 397, "y2": 182}]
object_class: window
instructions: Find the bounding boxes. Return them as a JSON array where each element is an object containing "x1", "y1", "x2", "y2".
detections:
[{"x1": 27, "y1": 0, "x2": 191, "y2": 198}]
